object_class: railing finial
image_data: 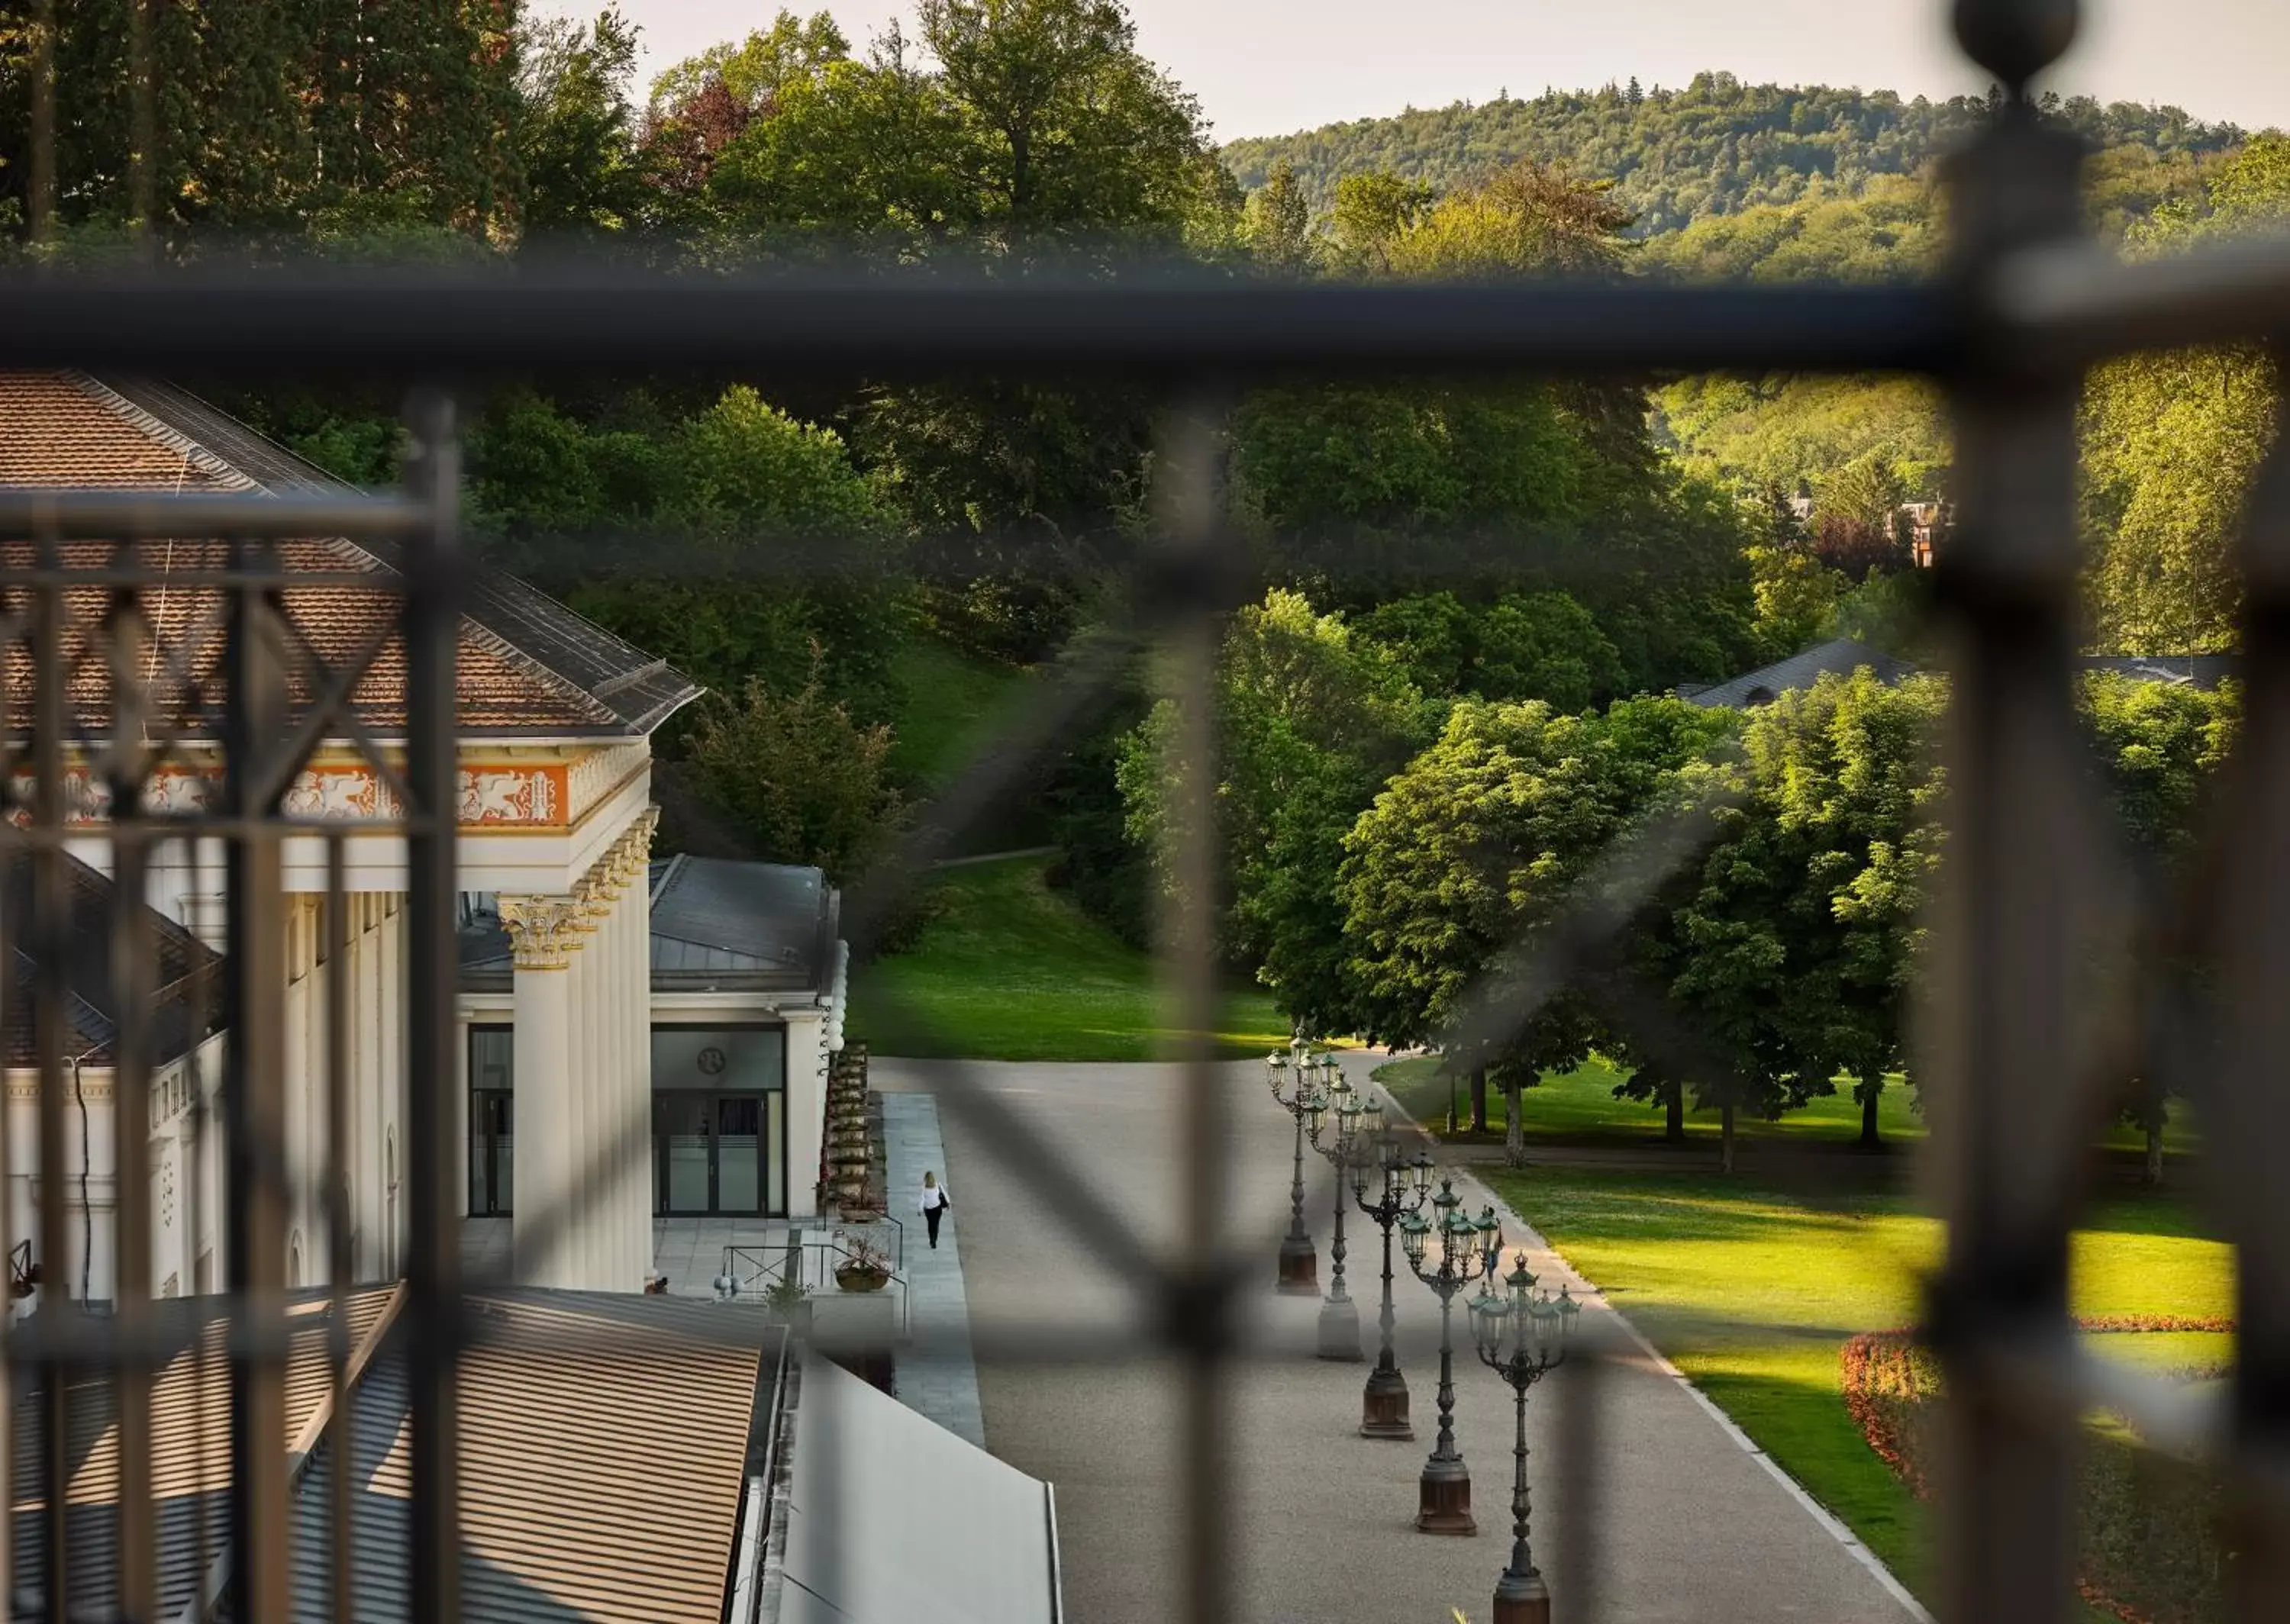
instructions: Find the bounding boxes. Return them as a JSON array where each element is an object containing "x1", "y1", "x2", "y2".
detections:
[{"x1": 1953, "y1": 0, "x2": 2079, "y2": 97}]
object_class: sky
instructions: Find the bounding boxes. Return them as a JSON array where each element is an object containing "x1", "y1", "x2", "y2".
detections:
[{"x1": 536, "y1": 0, "x2": 2290, "y2": 138}]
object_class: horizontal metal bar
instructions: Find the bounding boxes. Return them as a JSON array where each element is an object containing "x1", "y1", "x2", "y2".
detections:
[
  {"x1": 0, "y1": 271, "x2": 1961, "y2": 379},
  {"x1": 0, "y1": 491, "x2": 428, "y2": 539},
  {"x1": 1992, "y1": 229, "x2": 2290, "y2": 364}
]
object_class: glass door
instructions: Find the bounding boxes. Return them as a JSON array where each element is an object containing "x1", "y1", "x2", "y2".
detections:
[
  {"x1": 715, "y1": 1095, "x2": 763, "y2": 1215},
  {"x1": 657, "y1": 1093, "x2": 713, "y2": 1214}
]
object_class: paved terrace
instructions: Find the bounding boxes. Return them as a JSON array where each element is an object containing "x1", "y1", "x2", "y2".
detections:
[
  {"x1": 458, "y1": 1103, "x2": 987, "y2": 1449},
  {"x1": 875, "y1": 1055, "x2": 1927, "y2": 1624}
]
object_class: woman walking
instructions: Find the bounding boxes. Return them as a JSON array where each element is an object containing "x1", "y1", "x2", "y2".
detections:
[{"x1": 921, "y1": 1171, "x2": 951, "y2": 1249}]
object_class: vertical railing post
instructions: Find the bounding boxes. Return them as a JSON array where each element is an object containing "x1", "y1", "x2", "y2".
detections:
[
  {"x1": 224, "y1": 536, "x2": 292, "y2": 1624},
  {"x1": 1927, "y1": 6, "x2": 2090, "y2": 1620},
  {"x1": 403, "y1": 390, "x2": 466, "y2": 1622},
  {"x1": 105, "y1": 572, "x2": 157, "y2": 1624},
  {"x1": 2209, "y1": 385, "x2": 2290, "y2": 1620}
]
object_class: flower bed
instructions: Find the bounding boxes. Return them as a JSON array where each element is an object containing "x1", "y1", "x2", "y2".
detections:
[{"x1": 1840, "y1": 1324, "x2": 2232, "y2": 1624}]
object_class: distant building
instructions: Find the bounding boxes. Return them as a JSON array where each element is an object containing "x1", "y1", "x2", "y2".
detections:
[{"x1": 1682, "y1": 639, "x2": 1918, "y2": 709}]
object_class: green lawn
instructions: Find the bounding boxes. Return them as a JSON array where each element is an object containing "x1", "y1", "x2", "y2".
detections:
[
  {"x1": 850, "y1": 853, "x2": 1289, "y2": 1061},
  {"x1": 1483, "y1": 1164, "x2": 2236, "y2": 1607},
  {"x1": 886, "y1": 635, "x2": 1036, "y2": 792},
  {"x1": 1379, "y1": 1053, "x2": 2198, "y2": 1157}
]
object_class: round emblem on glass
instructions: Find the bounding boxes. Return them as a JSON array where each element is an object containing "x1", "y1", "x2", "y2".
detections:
[{"x1": 697, "y1": 1046, "x2": 728, "y2": 1076}]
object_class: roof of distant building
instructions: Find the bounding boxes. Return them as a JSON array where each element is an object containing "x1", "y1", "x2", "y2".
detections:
[
  {"x1": 458, "y1": 856, "x2": 840, "y2": 997},
  {"x1": 0, "y1": 849, "x2": 223, "y2": 1068},
  {"x1": 1683, "y1": 638, "x2": 1920, "y2": 709},
  {"x1": 2081, "y1": 654, "x2": 2238, "y2": 689},
  {"x1": 0, "y1": 371, "x2": 700, "y2": 740}
]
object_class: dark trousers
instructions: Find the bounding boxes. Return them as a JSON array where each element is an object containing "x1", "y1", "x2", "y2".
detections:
[{"x1": 924, "y1": 1204, "x2": 944, "y2": 1247}]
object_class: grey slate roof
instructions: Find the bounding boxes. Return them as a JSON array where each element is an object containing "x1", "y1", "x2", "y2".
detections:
[
  {"x1": 92, "y1": 376, "x2": 702, "y2": 738},
  {"x1": 1, "y1": 849, "x2": 224, "y2": 1068},
  {"x1": 459, "y1": 856, "x2": 840, "y2": 997},
  {"x1": 1684, "y1": 638, "x2": 1918, "y2": 709},
  {"x1": 2082, "y1": 653, "x2": 2238, "y2": 689}
]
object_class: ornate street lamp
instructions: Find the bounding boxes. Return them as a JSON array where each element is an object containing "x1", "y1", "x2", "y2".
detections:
[
  {"x1": 1470, "y1": 1255, "x2": 1580, "y2": 1624},
  {"x1": 1399, "y1": 1178, "x2": 1503, "y2": 1534},
  {"x1": 1266, "y1": 1042, "x2": 1321, "y2": 1294},
  {"x1": 1352, "y1": 1124, "x2": 1435, "y2": 1438},
  {"x1": 1304, "y1": 1064, "x2": 1367, "y2": 1361}
]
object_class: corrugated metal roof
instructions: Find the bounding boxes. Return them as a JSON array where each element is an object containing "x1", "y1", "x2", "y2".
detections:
[
  {"x1": 9, "y1": 1287, "x2": 398, "y2": 1620},
  {"x1": 292, "y1": 1290, "x2": 776, "y2": 1624},
  {"x1": 779, "y1": 1352, "x2": 1059, "y2": 1624}
]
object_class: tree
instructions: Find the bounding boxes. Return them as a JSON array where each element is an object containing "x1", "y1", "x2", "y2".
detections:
[
  {"x1": 1645, "y1": 671, "x2": 1946, "y2": 1168},
  {"x1": 2084, "y1": 135, "x2": 2290, "y2": 653},
  {"x1": 1244, "y1": 158, "x2": 1315, "y2": 274},
  {"x1": 1340, "y1": 696, "x2": 1737, "y2": 1164},
  {"x1": 517, "y1": 8, "x2": 647, "y2": 243},
  {"x1": 681, "y1": 655, "x2": 906, "y2": 881},
  {"x1": 1119, "y1": 590, "x2": 1434, "y2": 1031},
  {"x1": 1809, "y1": 451, "x2": 1909, "y2": 581},
  {"x1": 2080, "y1": 672, "x2": 2239, "y2": 1182},
  {"x1": 470, "y1": 385, "x2": 911, "y2": 718}
]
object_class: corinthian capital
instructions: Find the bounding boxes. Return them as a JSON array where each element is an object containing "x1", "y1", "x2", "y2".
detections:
[{"x1": 497, "y1": 895, "x2": 585, "y2": 970}]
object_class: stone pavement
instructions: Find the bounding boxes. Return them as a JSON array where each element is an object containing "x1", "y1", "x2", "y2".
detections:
[
  {"x1": 879, "y1": 1091, "x2": 988, "y2": 1447},
  {"x1": 875, "y1": 1055, "x2": 1927, "y2": 1624}
]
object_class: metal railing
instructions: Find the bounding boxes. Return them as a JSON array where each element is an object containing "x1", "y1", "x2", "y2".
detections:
[{"x1": 3, "y1": 2, "x2": 2290, "y2": 1621}]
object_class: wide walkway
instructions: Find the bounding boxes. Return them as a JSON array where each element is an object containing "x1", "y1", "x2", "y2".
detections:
[
  {"x1": 875, "y1": 1055, "x2": 1924, "y2": 1624},
  {"x1": 880, "y1": 1091, "x2": 988, "y2": 1446}
]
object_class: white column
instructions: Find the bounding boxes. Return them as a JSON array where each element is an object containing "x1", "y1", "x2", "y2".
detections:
[
  {"x1": 498, "y1": 897, "x2": 582, "y2": 1289},
  {"x1": 282, "y1": 902, "x2": 314, "y2": 1280},
  {"x1": 624, "y1": 810, "x2": 658, "y2": 1290}
]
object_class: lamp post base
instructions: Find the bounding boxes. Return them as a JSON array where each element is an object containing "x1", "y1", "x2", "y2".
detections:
[
  {"x1": 1360, "y1": 1365, "x2": 1413, "y2": 1439},
  {"x1": 1492, "y1": 1569, "x2": 1550, "y2": 1624},
  {"x1": 1277, "y1": 1233, "x2": 1318, "y2": 1295},
  {"x1": 1316, "y1": 1294, "x2": 1362, "y2": 1361},
  {"x1": 1416, "y1": 1458, "x2": 1476, "y2": 1535}
]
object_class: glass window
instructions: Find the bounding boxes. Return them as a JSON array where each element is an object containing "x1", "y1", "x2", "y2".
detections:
[{"x1": 649, "y1": 1026, "x2": 785, "y2": 1092}]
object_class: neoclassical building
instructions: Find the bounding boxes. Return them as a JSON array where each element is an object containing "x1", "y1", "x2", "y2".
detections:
[{"x1": 0, "y1": 371, "x2": 843, "y2": 1306}]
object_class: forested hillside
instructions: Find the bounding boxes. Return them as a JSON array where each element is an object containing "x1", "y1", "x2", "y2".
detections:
[{"x1": 1221, "y1": 74, "x2": 2242, "y2": 236}]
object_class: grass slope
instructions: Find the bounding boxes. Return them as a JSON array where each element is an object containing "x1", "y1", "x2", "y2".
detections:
[
  {"x1": 1483, "y1": 1164, "x2": 2234, "y2": 1606},
  {"x1": 885, "y1": 635, "x2": 1035, "y2": 792},
  {"x1": 851, "y1": 854, "x2": 1289, "y2": 1062}
]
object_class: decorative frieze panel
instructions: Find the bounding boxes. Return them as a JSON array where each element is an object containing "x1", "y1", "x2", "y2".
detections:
[{"x1": 10, "y1": 762, "x2": 572, "y2": 828}]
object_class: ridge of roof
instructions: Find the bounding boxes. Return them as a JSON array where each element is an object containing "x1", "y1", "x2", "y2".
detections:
[
  {"x1": 64, "y1": 372, "x2": 255, "y2": 492},
  {"x1": 73, "y1": 375, "x2": 702, "y2": 740}
]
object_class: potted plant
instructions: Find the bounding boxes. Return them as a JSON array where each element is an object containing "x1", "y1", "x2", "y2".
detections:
[
  {"x1": 833, "y1": 1236, "x2": 893, "y2": 1293},
  {"x1": 761, "y1": 1274, "x2": 811, "y2": 1336}
]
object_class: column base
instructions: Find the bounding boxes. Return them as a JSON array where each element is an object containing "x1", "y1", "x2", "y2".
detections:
[
  {"x1": 1417, "y1": 1456, "x2": 1476, "y2": 1535},
  {"x1": 1361, "y1": 1364, "x2": 1413, "y2": 1439},
  {"x1": 1492, "y1": 1569, "x2": 1550, "y2": 1624},
  {"x1": 1316, "y1": 1294, "x2": 1362, "y2": 1361},
  {"x1": 1277, "y1": 1232, "x2": 1318, "y2": 1295}
]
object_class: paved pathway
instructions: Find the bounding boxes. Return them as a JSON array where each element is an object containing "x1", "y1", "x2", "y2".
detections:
[
  {"x1": 880, "y1": 1091, "x2": 987, "y2": 1447},
  {"x1": 876, "y1": 1055, "x2": 1925, "y2": 1624}
]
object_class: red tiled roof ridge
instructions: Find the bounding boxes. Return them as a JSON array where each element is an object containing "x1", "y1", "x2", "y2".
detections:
[
  {"x1": 0, "y1": 372, "x2": 701, "y2": 740},
  {"x1": 63, "y1": 371, "x2": 255, "y2": 494}
]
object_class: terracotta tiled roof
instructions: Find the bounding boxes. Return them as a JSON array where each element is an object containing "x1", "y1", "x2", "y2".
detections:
[{"x1": 0, "y1": 372, "x2": 699, "y2": 739}]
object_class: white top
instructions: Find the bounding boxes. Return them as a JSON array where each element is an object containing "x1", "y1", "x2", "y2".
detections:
[{"x1": 921, "y1": 1181, "x2": 950, "y2": 1213}]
